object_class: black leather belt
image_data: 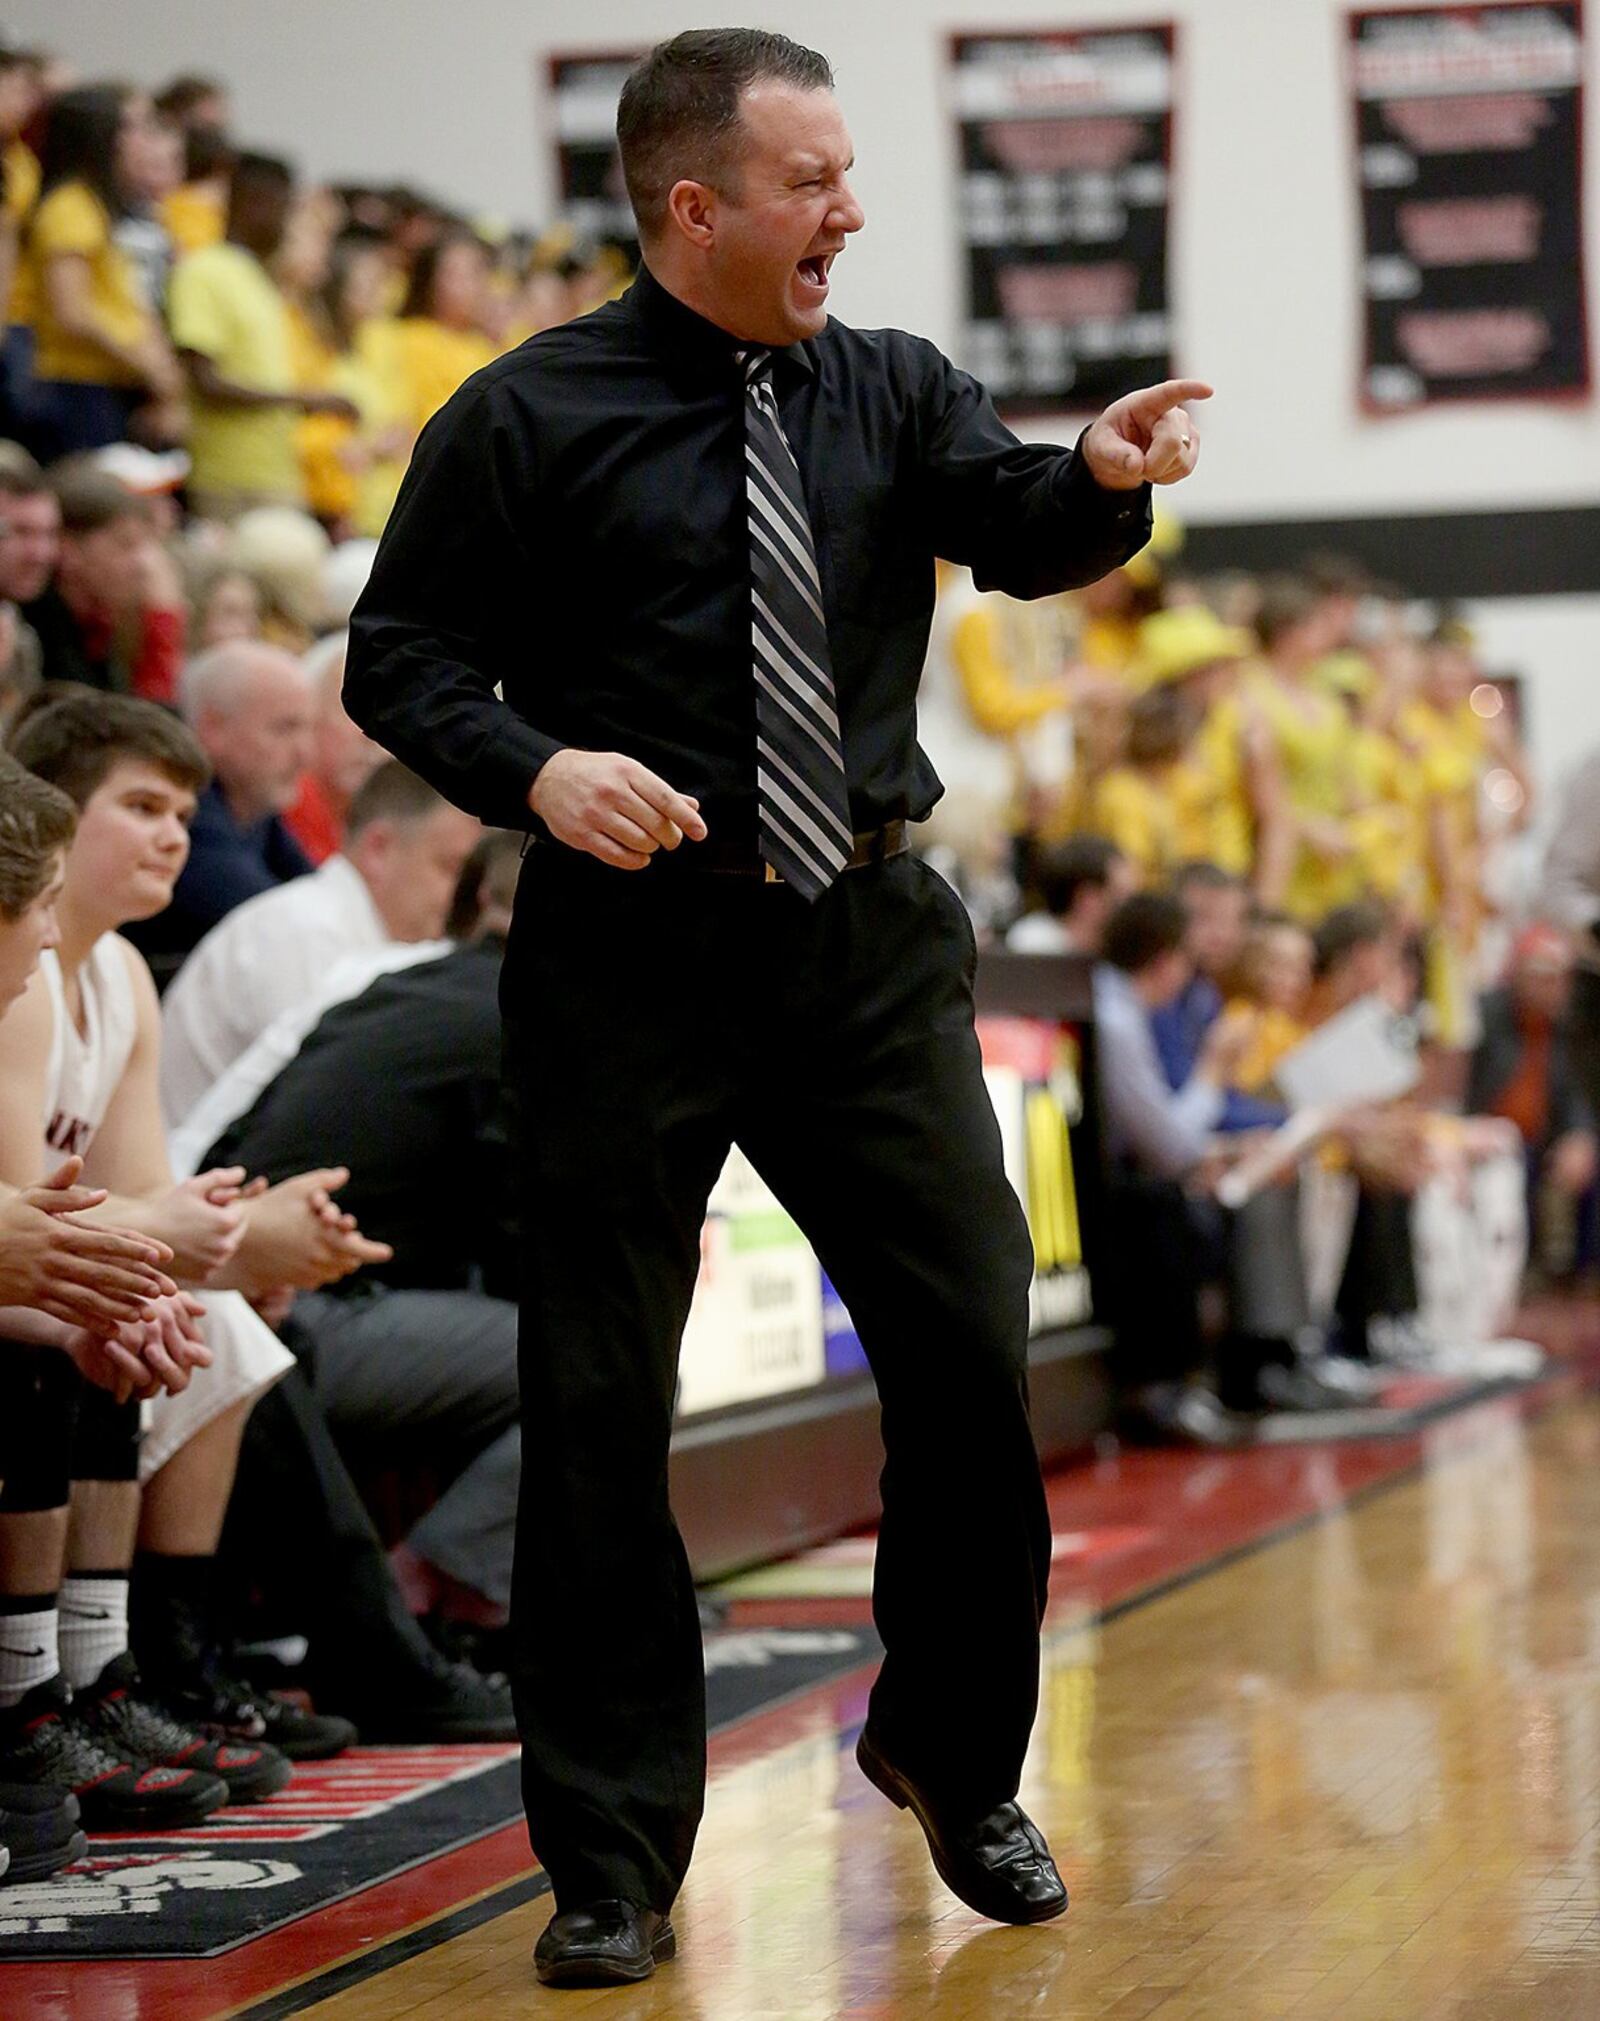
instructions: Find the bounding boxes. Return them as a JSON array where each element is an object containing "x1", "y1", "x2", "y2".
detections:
[{"x1": 693, "y1": 819, "x2": 909, "y2": 880}]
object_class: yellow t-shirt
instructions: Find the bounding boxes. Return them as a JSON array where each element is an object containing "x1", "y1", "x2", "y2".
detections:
[
  {"x1": 334, "y1": 319, "x2": 413, "y2": 537},
  {"x1": 1171, "y1": 695, "x2": 1254, "y2": 876},
  {"x1": 1222, "y1": 1000, "x2": 1307, "y2": 1098},
  {"x1": 385, "y1": 316, "x2": 496, "y2": 432},
  {"x1": 1086, "y1": 766, "x2": 1183, "y2": 879},
  {"x1": 1251, "y1": 672, "x2": 1364, "y2": 921},
  {"x1": 168, "y1": 241, "x2": 301, "y2": 501},
  {"x1": 4, "y1": 139, "x2": 40, "y2": 327},
  {"x1": 161, "y1": 183, "x2": 224, "y2": 255},
  {"x1": 26, "y1": 181, "x2": 150, "y2": 384}
]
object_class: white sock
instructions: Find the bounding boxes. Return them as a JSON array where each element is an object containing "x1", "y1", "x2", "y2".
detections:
[
  {"x1": 0, "y1": 1605, "x2": 60, "y2": 1707},
  {"x1": 58, "y1": 1575, "x2": 129, "y2": 1691}
]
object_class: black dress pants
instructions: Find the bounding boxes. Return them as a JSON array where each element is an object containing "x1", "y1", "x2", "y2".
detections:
[{"x1": 501, "y1": 846, "x2": 1049, "y2": 1913}]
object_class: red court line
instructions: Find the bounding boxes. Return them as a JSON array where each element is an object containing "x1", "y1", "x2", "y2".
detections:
[{"x1": 8, "y1": 1324, "x2": 1593, "y2": 2021}]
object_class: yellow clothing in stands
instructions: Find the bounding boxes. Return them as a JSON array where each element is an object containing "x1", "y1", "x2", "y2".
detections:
[
  {"x1": 1171, "y1": 696, "x2": 1254, "y2": 875},
  {"x1": 1221, "y1": 1000, "x2": 1307, "y2": 1097},
  {"x1": 4, "y1": 139, "x2": 40, "y2": 326},
  {"x1": 26, "y1": 182, "x2": 150, "y2": 383},
  {"x1": 162, "y1": 183, "x2": 224, "y2": 255},
  {"x1": 951, "y1": 602, "x2": 1068, "y2": 739},
  {"x1": 1347, "y1": 724, "x2": 1426, "y2": 909},
  {"x1": 333, "y1": 325, "x2": 411, "y2": 537},
  {"x1": 168, "y1": 242, "x2": 301, "y2": 501},
  {"x1": 1251, "y1": 672, "x2": 1363, "y2": 921},
  {"x1": 286, "y1": 303, "x2": 356, "y2": 523},
  {"x1": 1078, "y1": 611, "x2": 1140, "y2": 680},
  {"x1": 386, "y1": 316, "x2": 496, "y2": 432},
  {"x1": 1086, "y1": 766, "x2": 1183, "y2": 879}
]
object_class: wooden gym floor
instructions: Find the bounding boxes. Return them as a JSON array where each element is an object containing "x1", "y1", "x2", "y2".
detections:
[{"x1": 12, "y1": 1319, "x2": 1600, "y2": 2021}]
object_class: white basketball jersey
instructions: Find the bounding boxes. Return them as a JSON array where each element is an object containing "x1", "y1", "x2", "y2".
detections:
[{"x1": 40, "y1": 939, "x2": 138, "y2": 1166}]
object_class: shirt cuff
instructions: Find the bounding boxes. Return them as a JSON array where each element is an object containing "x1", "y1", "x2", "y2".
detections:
[{"x1": 1057, "y1": 426, "x2": 1154, "y2": 546}]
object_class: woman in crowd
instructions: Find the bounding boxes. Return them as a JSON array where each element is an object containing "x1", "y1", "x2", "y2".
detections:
[
  {"x1": 303, "y1": 228, "x2": 413, "y2": 539},
  {"x1": 24, "y1": 85, "x2": 184, "y2": 457},
  {"x1": 380, "y1": 226, "x2": 496, "y2": 437}
]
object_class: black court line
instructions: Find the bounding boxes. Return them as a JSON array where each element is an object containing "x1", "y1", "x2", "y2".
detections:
[{"x1": 232, "y1": 1377, "x2": 1567, "y2": 2021}]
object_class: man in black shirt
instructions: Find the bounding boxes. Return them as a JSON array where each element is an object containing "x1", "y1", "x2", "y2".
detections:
[{"x1": 346, "y1": 28, "x2": 1206, "y2": 1986}]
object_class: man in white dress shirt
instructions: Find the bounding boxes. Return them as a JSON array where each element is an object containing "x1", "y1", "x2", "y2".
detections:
[{"x1": 159, "y1": 760, "x2": 480, "y2": 1125}]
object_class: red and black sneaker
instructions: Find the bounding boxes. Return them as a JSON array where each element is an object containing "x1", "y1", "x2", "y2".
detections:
[
  {"x1": 74, "y1": 1654, "x2": 292, "y2": 1806},
  {"x1": 0, "y1": 1675, "x2": 227, "y2": 1831},
  {"x1": 0, "y1": 1778, "x2": 87, "y2": 1882}
]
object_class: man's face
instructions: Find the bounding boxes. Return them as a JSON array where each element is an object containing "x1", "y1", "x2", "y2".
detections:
[
  {"x1": 69, "y1": 761, "x2": 196, "y2": 927},
  {"x1": 0, "y1": 490, "x2": 62, "y2": 605},
  {"x1": 61, "y1": 513, "x2": 150, "y2": 616},
  {"x1": 1075, "y1": 854, "x2": 1137, "y2": 952},
  {"x1": 691, "y1": 82, "x2": 865, "y2": 345},
  {"x1": 360, "y1": 805, "x2": 482, "y2": 943},
  {"x1": 1183, "y1": 882, "x2": 1248, "y2": 979},
  {"x1": 201, "y1": 663, "x2": 315, "y2": 817},
  {"x1": 0, "y1": 856, "x2": 63, "y2": 1012}
]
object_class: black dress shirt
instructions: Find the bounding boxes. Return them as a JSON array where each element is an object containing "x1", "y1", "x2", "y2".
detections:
[
  {"x1": 345, "y1": 263, "x2": 1153, "y2": 855},
  {"x1": 207, "y1": 939, "x2": 515, "y2": 1299}
]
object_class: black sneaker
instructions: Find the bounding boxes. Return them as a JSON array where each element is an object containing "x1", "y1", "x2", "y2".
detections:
[
  {"x1": 347, "y1": 1649, "x2": 517, "y2": 1744},
  {"x1": 159, "y1": 1659, "x2": 356, "y2": 1762},
  {"x1": 75, "y1": 1654, "x2": 292, "y2": 1805},
  {"x1": 0, "y1": 1676, "x2": 227, "y2": 1830},
  {"x1": 0, "y1": 1778, "x2": 87, "y2": 1882}
]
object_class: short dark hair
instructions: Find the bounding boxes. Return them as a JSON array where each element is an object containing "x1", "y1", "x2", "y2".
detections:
[
  {"x1": 9, "y1": 691, "x2": 210, "y2": 809},
  {"x1": 1034, "y1": 835, "x2": 1123, "y2": 919},
  {"x1": 1312, "y1": 901, "x2": 1392, "y2": 980},
  {"x1": 1102, "y1": 891, "x2": 1189, "y2": 976},
  {"x1": 617, "y1": 29, "x2": 833, "y2": 241},
  {"x1": 1255, "y1": 575, "x2": 1320, "y2": 651},
  {"x1": 345, "y1": 759, "x2": 448, "y2": 838},
  {"x1": 444, "y1": 829, "x2": 522, "y2": 938},
  {"x1": 0, "y1": 749, "x2": 76, "y2": 919},
  {"x1": 1126, "y1": 685, "x2": 1197, "y2": 767},
  {"x1": 0, "y1": 442, "x2": 47, "y2": 501},
  {"x1": 154, "y1": 73, "x2": 228, "y2": 125},
  {"x1": 1172, "y1": 860, "x2": 1240, "y2": 897},
  {"x1": 48, "y1": 458, "x2": 151, "y2": 536}
]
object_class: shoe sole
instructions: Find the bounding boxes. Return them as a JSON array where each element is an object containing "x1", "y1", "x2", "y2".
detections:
[
  {"x1": 204, "y1": 1751, "x2": 294, "y2": 1803},
  {"x1": 534, "y1": 1920, "x2": 677, "y2": 1987},
  {"x1": 4, "y1": 1826, "x2": 88, "y2": 1883},
  {"x1": 856, "y1": 1733, "x2": 1069, "y2": 1926}
]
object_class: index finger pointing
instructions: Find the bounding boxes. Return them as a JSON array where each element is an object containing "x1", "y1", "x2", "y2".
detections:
[{"x1": 1124, "y1": 378, "x2": 1214, "y2": 425}]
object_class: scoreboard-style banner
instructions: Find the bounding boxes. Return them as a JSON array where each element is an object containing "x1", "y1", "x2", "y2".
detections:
[
  {"x1": 950, "y1": 23, "x2": 1176, "y2": 413},
  {"x1": 1349, "y1": 2, "x2": 1589, "y2": 410},
  {"x1": 546, "y1": 51, "x2": 640, "y2": 250}
]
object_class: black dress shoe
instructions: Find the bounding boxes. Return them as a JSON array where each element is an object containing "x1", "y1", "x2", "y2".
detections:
[
  {"x1": 533, "y1": 1900, "x2": 677, "y2": 1987},
  {"x1": 857, "y1": 1728, "x2": 1068, "y2": 1926}
]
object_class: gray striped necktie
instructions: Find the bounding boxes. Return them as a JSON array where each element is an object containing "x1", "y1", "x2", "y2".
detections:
[{"x1": 738, "y1": 346, "x2": 854, "y2": 899}]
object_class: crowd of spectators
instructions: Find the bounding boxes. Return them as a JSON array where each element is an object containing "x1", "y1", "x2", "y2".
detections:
[{"x1": 0, "y1": 32, "x2": 1594, "y2": 1900}]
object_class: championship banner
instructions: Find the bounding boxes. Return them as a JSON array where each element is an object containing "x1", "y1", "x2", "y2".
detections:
[
  {"x1": 546, "y1": 51, "x2": 640, "y2": 250},
  {"x1": 1348, "y1": 3, "x2": 1589, "y2": 410},
  {"x1": 950, "y1": 24, "x2": 1176, "y2": 412}
]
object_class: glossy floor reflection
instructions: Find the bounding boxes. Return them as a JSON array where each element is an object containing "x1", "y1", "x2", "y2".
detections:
[{"x1": 304, "y1": 1393, "x2": 1600, "y2": 2020}]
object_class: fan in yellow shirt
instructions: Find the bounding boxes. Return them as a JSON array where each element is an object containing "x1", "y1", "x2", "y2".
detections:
[
  {"x1": 1250, "y1": 577, "x2": 1365, "y2": 922},
  {"x1": 168, "y1": 154, "x2": 355, "y2": 518},
  {"x1": 1221, "y1": 915, "x2": 1315, "y2": 1099},
  {"x1": 1082, "y1": 683, "x2": 1197, "y2": 882},
  {"x1": 380, "y1": 228, "x2": 498, "y2": 434},
  {"x1": 23, "y1": 87, "x2": 184, "y2": 455},
  {"x1": 161, "y1": 123, "x2": 231, "y2": 255}
]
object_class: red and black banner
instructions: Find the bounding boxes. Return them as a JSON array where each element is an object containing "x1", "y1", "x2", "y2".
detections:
[
  {"x1": 546, "y1": 51, "x2": 640, "y2": 252},
  {"x1": 950, "y1": 23, "x2": 1176, "y2": 414},
  {"x1": 1349, "y1": 2, "x2": 1589, "y2": 410}
]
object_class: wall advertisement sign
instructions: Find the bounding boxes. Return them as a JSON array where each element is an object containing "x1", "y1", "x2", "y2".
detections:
[
  {"x1": 1349, "y1": 2, "x2": 1589, "y2": 409},
  {"x1": 950, "y1": 23, "x2": 1177, "y2": 412},
  {"x1": 546, "y1": 52, "x2": 639, "y2": 249}
]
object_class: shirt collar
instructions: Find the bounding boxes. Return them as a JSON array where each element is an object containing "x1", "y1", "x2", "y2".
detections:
[{"x1": 625, "y1": 260, "x2": 817, "y2": 386}]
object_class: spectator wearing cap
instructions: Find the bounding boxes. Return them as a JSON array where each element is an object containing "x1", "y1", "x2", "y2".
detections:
[
  {"x1": 1468, "y1": 924, "x2": 1597, "y2": 1277},
  {"x1": 21, "y1": 457, "x2": 185, "y2": 701},
  {"x1": 167, "y1": 152, "x2": 355, "y2": 520},
  {"x1": 283, "y1": 630, "x2": 385, "y2": 864},
  {"x1": 125, "y1": 638, "x2": 315, "y2": 975}
]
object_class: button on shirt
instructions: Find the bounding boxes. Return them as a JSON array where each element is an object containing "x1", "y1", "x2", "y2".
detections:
[
  {"x1": 344, "y1": 264, "x2": 1152, "y2": 856},
  {"x1": 159, "y1": 852, "x2": 392, "y2": 1126}
]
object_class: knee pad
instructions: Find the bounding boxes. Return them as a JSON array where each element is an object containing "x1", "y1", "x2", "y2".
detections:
[
  {"x1": 71, "y1": 1383, "x2": 142, "y2": 1485},
  {"x1": 0, "y1": 1348, "x2": 80, "y2": 1512}
]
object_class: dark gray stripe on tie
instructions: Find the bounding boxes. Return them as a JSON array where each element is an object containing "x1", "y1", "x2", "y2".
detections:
[
  {"x1": 749, "y1": 516, "x2": 826, "y2": 627},
  {"x1": 758, "y1": 734, "x2": 854, "y2": 848},
  {"x1": 751, "y1": 596, "x2": 836, "y2": 712},
  {"x1": 745, "y1": 446, "x2": 813, "y2": 547},
  {"x1": 747, "y1": 481, "x2": 824, "y2": 601},
  {"x1": 759, "y1": 790, "x2": 838, "y2": 889},
  {"x1": 754, "y1": 659, "x2": 845, "y2": 764},
  {"x1": 751, "y1": 619, "x2": 843, "y2": 743},
  {"x1": 759, "y1": 772, "x2": 849, "y2": 871}
]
